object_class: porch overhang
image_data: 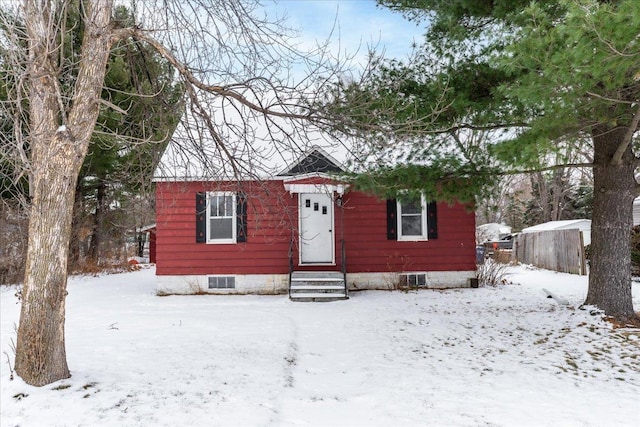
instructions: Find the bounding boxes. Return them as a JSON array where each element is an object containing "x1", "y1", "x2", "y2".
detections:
[
  {"x1": 284, "y1": 182, "x2": 347, "y2": 195},
  {"x1": 283, "y1": 173, "x2": 348, "y2": 195}
]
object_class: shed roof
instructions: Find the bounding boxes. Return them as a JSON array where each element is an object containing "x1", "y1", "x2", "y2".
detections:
[
  {"x1": 521, "y1": 219, "x2": 591, "y2": 233},
  {"x1": 521, "y1": 219, "x2": 592, "y2": 246}
]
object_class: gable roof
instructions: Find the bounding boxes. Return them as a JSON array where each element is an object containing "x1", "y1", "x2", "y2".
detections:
[
  {"x1": 153, "y1": 103, "x2": 352, "y2": 182},
  {"x1": 278, "y1": 147, "x2": 344, "y2": 176}
]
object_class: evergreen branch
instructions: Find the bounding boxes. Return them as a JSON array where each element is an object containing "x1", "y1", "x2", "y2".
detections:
[
  {"x1": 586, "y1": 91, "x2": 635, "y2": 105},
  {"x1": 492, "y1": 162, "x2": 595, "y2": 177},
  {"x1": 440, "y1": 122, "x2": 530, "y2": 133},
  {"x1": 589, "y1": 21, "x2": 638, "y2": 58}
]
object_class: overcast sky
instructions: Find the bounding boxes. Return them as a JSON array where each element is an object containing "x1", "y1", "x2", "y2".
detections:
[{"x1": 264, "y1": 0, "x2": 425, "y2": 67}]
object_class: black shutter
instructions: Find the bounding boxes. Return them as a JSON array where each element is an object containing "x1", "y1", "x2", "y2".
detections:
[
  {"x1": 196, "y1": 192, "x2": 207, "y2": 243},
  {"x1": 386, "y1": 199, "x2": 397, "y2": 240},
  {"x1": 236, "y1": 193, "x2": 248, "y2": 243},
  {"x1": 427, "y1": 200, "x2": 438, "y2": 239}
]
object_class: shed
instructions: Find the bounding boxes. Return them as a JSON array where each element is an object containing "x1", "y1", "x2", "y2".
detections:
[{"x1": 521, "y1": 219, "x2": 591, "y2": 246}]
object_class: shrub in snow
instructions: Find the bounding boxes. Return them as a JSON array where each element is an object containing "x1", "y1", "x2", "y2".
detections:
[{"x1": 477, "y1": 259, "x2": 512, "y2": 287}]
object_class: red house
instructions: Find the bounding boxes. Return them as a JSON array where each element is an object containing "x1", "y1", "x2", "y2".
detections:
[{"x1": 154, "y1": 147, "x2": 477, "y2": 300}]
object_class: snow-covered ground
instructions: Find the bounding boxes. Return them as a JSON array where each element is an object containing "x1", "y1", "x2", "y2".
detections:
[{"x1": 1, "y1": 265, "x2": 639, "y2": 427}]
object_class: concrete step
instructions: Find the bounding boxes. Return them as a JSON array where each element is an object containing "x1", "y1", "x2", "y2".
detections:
[
  {"x1": 289, "y1": 292, "x2": 348, "y2": 301},
  {"x1": 291, "y1": 277, "x2": 344, "y2": 282},
  {"x1": 291, "y1": 271, "x2": 344, "y2": 282},
  {"x1": 289, "y1": 271, "x2": 348, "y2": 301},
  {"x1": 290, "y1": 284, "x2": 346, "y2": 291}
]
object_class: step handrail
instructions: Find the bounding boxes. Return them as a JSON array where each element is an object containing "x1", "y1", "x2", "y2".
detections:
[
  {"x1": 288, "y1": 237, "x2": 294, "y2": 298},
  {"x1": 341, "y1": 238, "x2": 347, "y2": 297}
]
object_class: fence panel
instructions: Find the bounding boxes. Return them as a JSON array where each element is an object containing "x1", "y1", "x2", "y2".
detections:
[{"x1": 514, "y1": 229, "x2": 586, "y2": 275}]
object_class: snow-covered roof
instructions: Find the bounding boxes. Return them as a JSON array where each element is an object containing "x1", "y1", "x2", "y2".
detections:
[
  {"x1": 476, "y1": 222, "x2": 511, "y2": 241},
  {"x1": 153, "y1": 97, "x2": 353, "y2": 182},
  {"x1": 521, "y1": 219, "x2": 591, "y2": 245},
  {"x1": 152, "y1": 93, "x2": 486, "y2": 183},
  {"x1": 521, "y1": 219, "x2": 591, "y2": 233}
]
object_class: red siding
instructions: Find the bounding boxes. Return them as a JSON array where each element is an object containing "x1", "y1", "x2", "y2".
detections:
[
  {"x1": 155, "y1": 180, "x2": 476, "y2": 276},
  {"x1": 340, "y1": 192, "x2": 476, "y2": 272},
  {"x1": 156, "y1": 180, "x2": 296, "y2": 275}
]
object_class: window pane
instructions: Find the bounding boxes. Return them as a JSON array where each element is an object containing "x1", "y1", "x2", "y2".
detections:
[
  {"x1": 417, "y1": 274, "x2": 426, "y2": 287},
  {"x1": 401, "y1": 200, "x2": 421, "y2": 214},
  {"x1": 401, "y1": 216, "x2": 422, "y2": 236},
  {"x1": 224, "y1": 196, "x2": 233, "y2": 216},
  {"x1": 210, "y1": 218, "x2": 233, "y2": 239},
  {"x1": 212, "y1": 196, "x2": 222, "y2": 217},
  {"x1": 211, "y1": 194, "x2": 234, "y2": 217}
]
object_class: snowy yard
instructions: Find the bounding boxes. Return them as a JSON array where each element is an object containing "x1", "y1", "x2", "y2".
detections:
[{"x1": 1, "y1": 265, "x2": 639, "y2": 427}]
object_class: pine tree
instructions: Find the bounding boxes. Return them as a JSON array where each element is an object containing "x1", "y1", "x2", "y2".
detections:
[{"x1": 330, "y1": 0, "x2": 639, "y2": 321}]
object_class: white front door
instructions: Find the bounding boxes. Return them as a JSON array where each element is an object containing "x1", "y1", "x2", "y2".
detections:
[{"x1": 299, "y1": 193, "x2": 334, "y2": 264}]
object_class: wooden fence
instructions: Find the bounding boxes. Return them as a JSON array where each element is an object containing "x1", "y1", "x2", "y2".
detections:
[{"x1": 513, "y1": 229, "x2": 587, "y2": 275}]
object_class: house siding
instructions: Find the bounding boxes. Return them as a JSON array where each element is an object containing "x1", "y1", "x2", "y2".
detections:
[
  {"x1": 155, "y1": 179, "x2": 476, "y2": 282},
  {"x1": 339, "y1": 192, "x2": 476, "y2": 273},
  {"x1": 156, "y1": 180, "x2": 296, "y2": 276}
]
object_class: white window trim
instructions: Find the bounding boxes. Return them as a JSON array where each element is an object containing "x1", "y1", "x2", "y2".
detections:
[
  {"x1": 207, "y1": 192, "x2": 237, "y2": 244},
  {"x1": 397, "y1": 194, "x2": 428, "y2": 241}
]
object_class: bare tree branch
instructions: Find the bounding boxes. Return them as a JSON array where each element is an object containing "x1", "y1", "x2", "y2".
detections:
[{"x1": 612, "y1": 103, "x2": 640, "y2": 165}]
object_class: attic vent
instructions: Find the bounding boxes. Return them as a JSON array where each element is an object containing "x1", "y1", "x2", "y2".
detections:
[
  {"x1": 400, "y1": 273, "x2": 427, "y2": 288},
  {"x1": 208, "y1": 276, "x2": 236, "y2": 289}
]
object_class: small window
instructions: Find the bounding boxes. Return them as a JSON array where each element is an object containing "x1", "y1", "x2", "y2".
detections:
[
  {"x1": 208, "y1": 276, "x2": 236, "y2": 289},
  {"x1": 208, "y1": 192, "x2": 236, "y2": 243},
  {"x1": 401, "y1": 273, "x2": 427, "y2": 288},
  {"x1": 397, "y1": 195, "x2": 428, "y2": 241}
]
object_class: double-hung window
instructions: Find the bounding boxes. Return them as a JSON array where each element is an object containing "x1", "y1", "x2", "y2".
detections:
[
  {"x1": 397, "y1": 195, "x2": 428, "y2": 241},
  {"x1": 208, "y1": 192, "x2": 236, "y2": 243}
]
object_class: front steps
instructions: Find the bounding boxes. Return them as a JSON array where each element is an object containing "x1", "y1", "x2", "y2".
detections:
[{"x1": 289, "y1": 271, "x2": 348, "y2": 301}]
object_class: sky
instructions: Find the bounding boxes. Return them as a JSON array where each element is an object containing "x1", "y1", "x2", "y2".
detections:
[{"x1": 264, "y1": 0, "x2": 426, "y2": 68}]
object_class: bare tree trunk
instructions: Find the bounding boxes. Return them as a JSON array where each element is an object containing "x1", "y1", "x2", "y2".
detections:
[
  {"x1": 530, "y1": 172, "x2": 551, "y2": 223},
  {"x1": 69, "y1": 184, "x2": 84, "y2": 269},
  {"x1": 15, "y1": 137, "x2": 78, "y2": 385},
  {"x1": 137, "y1": 230, "x2": 145, "y2": 258},
  {"x1": 9, "y1": 0, "x2": 342, "y2": 386},
  {"x1": 88, "y1": 181, "x2": 106, "y2": 263},
  {"x1": 585, "y1": 125, "x2": 637, "y2": 320},
  {"x1": 15, "y1": 0, "x2": 114, "y2": 386},
  {"x1": 550, "y1": 169, "x2": 562, "y2": 221}
]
